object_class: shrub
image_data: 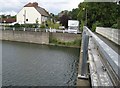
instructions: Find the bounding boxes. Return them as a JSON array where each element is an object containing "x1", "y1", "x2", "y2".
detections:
[
  {"x1": 112, "y1": 24, "x2": 118, "y2": 29},
  {"x1": 80, "y1": 20, "x2": 84, "y2": 31},
  {"x1": 14, "y1": 23, "x2": 21, "y2": 28},
  {"x1": 20, "y1": 24, "x2": 37, "y2": 28},
  {"x1": 46, "y1": 20, "x2": 62, "y2": 29},
  {"x1": 49, "y1": 37, "x2": 81, "y2": 47},
  {"x1": 92, "y1": 21, "x2": 102, "y2": 32},
  {"x1": 92, "y1": 23, "x2": 96, "y2": 32},
  {"x1": 40, "y1": 24, "x2": 45, "y2": 28}
]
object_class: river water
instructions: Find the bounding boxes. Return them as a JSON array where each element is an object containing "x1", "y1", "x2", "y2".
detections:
[{"x1": 2, "y1": 41, "x2": 80, "y2": 86}]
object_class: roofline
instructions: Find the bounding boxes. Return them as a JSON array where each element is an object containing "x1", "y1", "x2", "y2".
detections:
[
  {"x1": 17, "y1": 6, "x2": 49, "y2": 17},
  {"x1": 34, "y1": 7, "x2": 49, "y2": 17}
]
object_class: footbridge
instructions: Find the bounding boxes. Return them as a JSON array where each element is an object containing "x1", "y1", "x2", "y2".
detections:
[{"x1": 77, "y1": 26, "x2": 120, "y2": 87}]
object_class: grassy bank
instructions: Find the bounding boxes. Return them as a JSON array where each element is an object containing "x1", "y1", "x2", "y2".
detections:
[{"x1": 49, "y1": 37, "x2": 81, "y2": 48}]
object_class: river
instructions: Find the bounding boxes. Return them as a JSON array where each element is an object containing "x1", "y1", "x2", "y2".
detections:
[{"x1": 2, "y1": 41, "x2": 80, "y2": 86}]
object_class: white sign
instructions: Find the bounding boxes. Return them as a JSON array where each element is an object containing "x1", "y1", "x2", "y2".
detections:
[{"x1": 68, "y1": 20, "x2": 79, "y2": 27}]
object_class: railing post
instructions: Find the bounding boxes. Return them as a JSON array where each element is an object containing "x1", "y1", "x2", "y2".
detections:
[
  {"x1": 35, "y1": 28, "x2": 36, "y2": 32},
  {"x1": 24, "y1": 28, "x2": 25, "y2": 31},
  {"x1": 13, "y1": 27, "x2": 15, "y2": 31},
  {"x1": 4, "y1": 26, "x2": 5, "y2": 30},
  {"x1": 46, "y1": 29, "x2": 48, "y2": 32},
  {"x1": 79, "y1": 34, "x2": 89, "y2": 79},
  {"x1": 63, "y1": 30, "x2": 65, "y2": 33}
]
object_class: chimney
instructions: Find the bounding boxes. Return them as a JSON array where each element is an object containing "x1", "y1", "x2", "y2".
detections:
[
  {"x1": 32, "y1": 2, "x2": 38, "y2": 7},
  {"x1": 24, "y1": 2, "x2": 38, "y2": 7}
]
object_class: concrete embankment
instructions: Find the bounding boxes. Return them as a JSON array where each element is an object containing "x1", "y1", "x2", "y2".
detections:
[
  {"x1": 0, "y1": 30, "x2": 49, "y2": 44},
  {"x1": 0, "y1": 30, "x2": 81, "y2": 48},
  {"x1": 50, "y1": 32, "x2": 81, "y2": 42}
]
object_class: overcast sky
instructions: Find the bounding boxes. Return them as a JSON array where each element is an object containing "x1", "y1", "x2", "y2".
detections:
[{"x1": 0, "y1": 0, "x2": 84, "y2": 16}]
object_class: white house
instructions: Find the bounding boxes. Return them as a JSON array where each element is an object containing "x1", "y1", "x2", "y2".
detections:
[{"x1": 17, "y1": 2, "x2": 49, "y2": 24}]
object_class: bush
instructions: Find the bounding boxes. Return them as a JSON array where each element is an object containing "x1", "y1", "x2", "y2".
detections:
[
  {"x1": 46, "y1": 20, "x2": 62, "y2": 29},
  {"x1": 112, "y1": 24, "x2": 118, "y2": 29},
  {"x1": 73, "y1": 39, "x2": 81, "y2": 46},
  {"x1": 80, "y1": 20, "x2": 84, "y2": 31},
  {"x1": 50, "y1": 37, "x2": 81, "y2": 47},
  {"x1": 14, "y1": 23, "x2": 21, "y2": 28},
  {"x1": 92, "y1": 21, "x2": 102, "y2": 32},
  {"x1": 92, "y1": 23, "x2": 96, "y2": 32},
  {"x1": 40, "y1": 24, "x2": 45, "y2": 28},
  {"x1": 20, "y1": 24, "x2": 37, "y2": 28},
  {"x1": 54, "y1": 23, "x2": 61, "y2": 29},
  {"x1": 7, "y1": 23, "x2": 39, "y2": 28}
]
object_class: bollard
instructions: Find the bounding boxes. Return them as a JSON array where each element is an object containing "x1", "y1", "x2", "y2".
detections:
[
  {"x1": 79, "y1": 34, "x2": 89, "y2": 79},
  {"x1": 4, "y1": 26, "x2": 5, "y2": 30},
  {"x1": 35, "y1": 28, "x2": 36, "y2": 32},
  {"x1": 13, "y1": 27, "x2": 15, "y2": 31},
  {"x1": 45, "y1": 29, "x2": 47, "y2": 32},
  {"x1": 63, "y1": 30, "x2": 65, "y2": 33},
  {"x1": 24, "y1": 28, "x2": 25, "y2": 31}
]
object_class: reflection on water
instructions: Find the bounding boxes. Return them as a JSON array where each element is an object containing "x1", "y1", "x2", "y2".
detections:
[{"x1": 2, "y1": 41, "x2": 80, "y2": 86}]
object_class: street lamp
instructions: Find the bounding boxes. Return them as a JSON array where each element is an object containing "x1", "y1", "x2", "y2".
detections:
[
  {"x1": 117, "y1": 0, "x2": 119, "y2": 28},
  {"x1": 83, "y1": 8, "x2": 87, "y2": 26},
  {"x1": 117, "y1": 0, "x2": 120, "y2": 5}
]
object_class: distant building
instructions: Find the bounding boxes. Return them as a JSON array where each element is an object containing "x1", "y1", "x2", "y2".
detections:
[
  {"x1": 17, "y1": 2, "x2": 49, "y2": 24},
  {"x1": 0, "y1": 18, "x2": 16, "y2": 23}
]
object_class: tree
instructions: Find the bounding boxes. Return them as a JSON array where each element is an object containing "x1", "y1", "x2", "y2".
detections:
[
  {"x1": 77, "y1": 2, "x2": 119, "y2": 29},
  {"x1": 57, "y1": 2, "x2": 119, "y2": 30},
  {"x1": 59, "y1": 12, "x2": 70, "y2": 28},
  {"x1": 68, "y1": 8, "x2": 79, "y2": 20}
]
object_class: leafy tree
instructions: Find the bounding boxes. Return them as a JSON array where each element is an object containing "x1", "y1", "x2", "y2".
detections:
[
  {"x1": 59, "y1": 13, "x2": 70, "y2": 28},
  {"x1": 77, "y1": 2, "x2": 119, "y2": 30},
  {"x1": 57, "y1": 2, "x2": 119, "y2": 30},
  {"x1": 69, "y1": 8, "x2": 79, "y2": 20}
]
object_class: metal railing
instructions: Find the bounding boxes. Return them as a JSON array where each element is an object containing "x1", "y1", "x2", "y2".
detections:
[
  {"x1": 0, "y1": 27, "x2": 81, "y2": 34},
  {"x1": 0, "y1": 27, "x2": 46, "y2": 32},
  {"x1": 84, "y1": 26, "x2": 120, "y2": 86},
  {"x1": 78, "y1": 31, "x2": 89, "y2": 79}
]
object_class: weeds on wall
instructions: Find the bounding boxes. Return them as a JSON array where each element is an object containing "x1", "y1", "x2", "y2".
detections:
[{"x1": 49, "y1": 37, "x2": 81, "y2": 47}]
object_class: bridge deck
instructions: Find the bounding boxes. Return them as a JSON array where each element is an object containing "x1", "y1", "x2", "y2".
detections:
[{"x1": 95, "y1": 33, "x2": 119, "y2": 55}]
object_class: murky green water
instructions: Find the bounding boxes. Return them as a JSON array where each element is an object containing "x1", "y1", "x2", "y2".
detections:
[{"x1": 2, "y1": 41, "x2": 80, "y2": 86}]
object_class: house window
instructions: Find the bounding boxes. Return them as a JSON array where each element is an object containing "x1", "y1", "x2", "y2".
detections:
[{"x1": 26, "y1": 19, "x2": 28, "y2": 21}]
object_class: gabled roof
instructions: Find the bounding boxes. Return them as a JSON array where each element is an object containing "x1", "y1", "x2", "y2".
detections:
[
  {"x1": 24, "y1": 2, "x2": 49, "y2": 17},
  {"x1": 35, "y1": 7, "x2": 49, "y2": 17}
]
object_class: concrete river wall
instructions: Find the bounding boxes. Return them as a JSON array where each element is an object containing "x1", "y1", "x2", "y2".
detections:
[
  {"x1": 0, "y1": 30, "x2": 81, "y2": 46},
  {"x1": 96, "y1": 27, "x2": 120, "y2": 45},
  {"x1": 50, "y1": 32, "x2": 81, "y2": 42},
  {"x1": 0, "y1": 30, "x2": 49, "y2": 44}
]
